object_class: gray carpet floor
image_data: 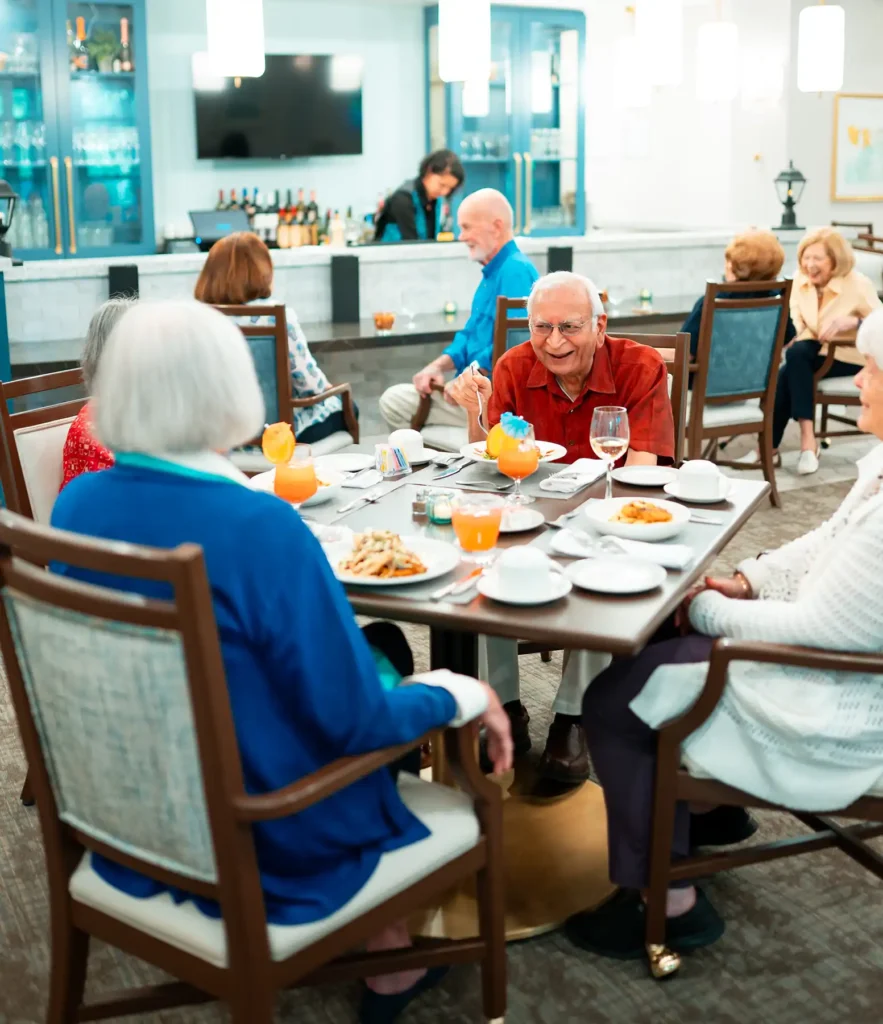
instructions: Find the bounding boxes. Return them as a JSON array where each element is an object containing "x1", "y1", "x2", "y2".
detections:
[{"x1": 5, "y1": 480, "x2": 883, "y2": 1024}]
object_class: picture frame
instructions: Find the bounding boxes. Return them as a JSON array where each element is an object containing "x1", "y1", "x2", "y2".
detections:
[{"x1": 831, "y1": 93, "x2": 883, "y2": 203}]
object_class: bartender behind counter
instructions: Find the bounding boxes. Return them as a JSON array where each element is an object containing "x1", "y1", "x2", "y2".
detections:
[{"x1": 374, "y1": 149, "x2": 465, "y2": 243}]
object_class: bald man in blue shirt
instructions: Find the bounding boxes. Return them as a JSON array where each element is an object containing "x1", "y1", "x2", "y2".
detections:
[{"x1": 380, "y1": 188, "x2": 539, "y2": 434}]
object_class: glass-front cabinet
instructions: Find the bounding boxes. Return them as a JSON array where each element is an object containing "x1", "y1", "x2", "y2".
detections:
[
  {"x1": 426, "y1": 5, "x2": 585, "y2": 237},
  {"x1": 0, "y1": 0, "x2": 153, "y2": 259}
]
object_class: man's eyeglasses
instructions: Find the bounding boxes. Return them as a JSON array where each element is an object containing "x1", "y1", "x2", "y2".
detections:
[{"x1": 529, "y1": 318, "x2": 594, "y2": 339}]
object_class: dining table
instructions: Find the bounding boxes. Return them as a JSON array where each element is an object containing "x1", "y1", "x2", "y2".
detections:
[{"x1": 290, "y1": 447, "x2": 771, "y2": 941}]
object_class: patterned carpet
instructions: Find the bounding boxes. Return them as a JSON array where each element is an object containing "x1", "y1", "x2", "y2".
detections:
[{"x1": 4, "y1": 480, "x2": 883, "y2": 1024}]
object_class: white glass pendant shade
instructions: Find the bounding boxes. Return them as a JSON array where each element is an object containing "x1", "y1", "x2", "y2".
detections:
[
  {"x1": 439, "y1": 0, "x2": 491, "y2": 84},
  {"x1": 463, "y1": 77, "x2": 490, "y2": 118},
  {"x1": 797, "y1": 4, "x2": 845, "y2": 93},
  {"x1": 206, "y1": 0, "x2": 265, "y2": 78},
  {"x1": 696, "y1": 21, "x2": 739, "y2": 102},
  {"x1": 635, "y1": 0, "x2": 684, "y2": 87},
  {"x1": 614, "y1": 35, "x2": 652, "y2": 108}
]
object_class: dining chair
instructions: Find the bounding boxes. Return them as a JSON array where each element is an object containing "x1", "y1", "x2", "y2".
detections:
[
  {"x1": 642, "y1": 637, "x2": 883, "y2": 980},
  {"x1": 687, "y1": 279, "x2": 793, "y2": 508},
  {"x1": 814, "y1": 340, "x2": 863, "y2": 445},
  {"x1": 0, "y1": 509, "x2": 507, "y2": 1024},
  {"x1": 212, "y1": 304, "x2": 359, "y2": 471}
]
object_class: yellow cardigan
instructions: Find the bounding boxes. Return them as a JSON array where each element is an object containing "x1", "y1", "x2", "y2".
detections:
[{"x1": 790, "y1": 268, "x2": 883, "y2": 366}]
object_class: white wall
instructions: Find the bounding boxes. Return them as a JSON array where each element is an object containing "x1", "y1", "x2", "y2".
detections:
[
  {"x1": 145, "y1": 0, "x2": 426, "y2": 240},
  {"x1": 787, "y1": 0, "x2": 883, "y2": 230}
]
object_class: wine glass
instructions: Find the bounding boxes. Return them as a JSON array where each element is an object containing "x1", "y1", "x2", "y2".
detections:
[
  {"x1": 590, "y1": 406, "x2": 630, "y2": 501},
  {"x1": 497, "y1": 427, "x2": 540, "y2": 505}
]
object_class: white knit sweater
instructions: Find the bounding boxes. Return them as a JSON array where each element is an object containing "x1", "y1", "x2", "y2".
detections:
[{"x1": 630, "y1": 443, "x2": 883, "y2": 810}]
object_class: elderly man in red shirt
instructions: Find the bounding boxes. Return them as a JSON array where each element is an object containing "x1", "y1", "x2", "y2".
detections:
[{"x1": 448, "y1": 271, "x2": 675, "y2": 782}]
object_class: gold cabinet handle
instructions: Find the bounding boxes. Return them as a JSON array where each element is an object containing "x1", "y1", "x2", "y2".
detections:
[
  {"x1": 524, "y1": 153, "x2": 533, "y2": 235},
  {"x1": 64, "y1": 156, "x2": 77, "y2": 254},
  {"x1": 513, "y1": 152, "x2": 523, "y2": 235},
  {"x1": 49, "y1": 157, "x2": 62, "y2": 255}
]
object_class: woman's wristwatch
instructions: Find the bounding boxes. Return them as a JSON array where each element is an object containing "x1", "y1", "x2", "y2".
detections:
[{"x1": 733, "y1": 571, "x2": 753, "y2": 599}]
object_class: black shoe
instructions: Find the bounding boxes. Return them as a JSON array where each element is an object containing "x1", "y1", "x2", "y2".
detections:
[
  {"x1": 480, "y1": 700, "x2": 531, "y2": 772},
  {"x1": 565, "y1": 888, "x2": 725, "y2": 961},
  {"x1": 690, "y1": 806, "x2": 758, "y2": 849},
  {"x1": 359, "y1": 966, "x2": 449, "y2": 1024}
]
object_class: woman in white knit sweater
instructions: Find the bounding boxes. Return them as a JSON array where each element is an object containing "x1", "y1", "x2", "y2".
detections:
[{"x1": 567, "y1": 308, "x2": 883, "y2": 963}]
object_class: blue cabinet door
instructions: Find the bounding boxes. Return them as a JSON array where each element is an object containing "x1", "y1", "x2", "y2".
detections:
[
  {"x1": 48, "y1": 0, "x2": 154, "y2": 257},
  {"x1": 0, "y1": 0, "x2": 66, "y2": 259}
]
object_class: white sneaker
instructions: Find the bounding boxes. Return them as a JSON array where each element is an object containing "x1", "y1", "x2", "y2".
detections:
[
  {"x1": 796, "y1": 448, "x2": 820, "y2": 475},
  {"x1": 733, "y1": 451, "x2": 760, "y2": 467}
]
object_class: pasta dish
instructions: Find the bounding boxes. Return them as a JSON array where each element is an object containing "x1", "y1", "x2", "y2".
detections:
[
  {"x1": 610, "y1": 501, "x2": 673, "y2": 525},
  {"x1": 338, "y1": 531, "x2": 428, "y2": 579}
]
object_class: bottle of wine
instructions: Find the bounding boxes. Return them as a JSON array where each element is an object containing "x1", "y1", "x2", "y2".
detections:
[
  {"x1": 306, "y1": 189, "x2": 319, "y2": 246},
  {"x1": 244, "y1": 187, "x2": 257, "y2": 227},
  {"x1": 266, "y1": 190, "x2": 278, "y2": 245},
  {"x1": 251, "y1": 191, "x2": 262, "y2": 234},
  {"x1": 119, "y1": 17, "x2": 133, "y2": 73},
  {"x1": 319, "y1": 208, "x2": 332, "y2": 245},
  {"x1": 344, "y1": 205, "x2": 359, "y2": 246},
  {"x1": 292, "y1": 187, "x2": 306, "y2": 247},
  {"x1": 227, "y1": 188, "x2": 239, "y2": 210},
  {"x1": 277, "y1": 190, "x2": 292, "y2": 249},
  {"x1": 330, "y1": 209, "x2": 346, "y2": 247},
  {"x1": 215, "y1": 189, "x2": 225, "y2": 211},
  {"x1": 71, "y1": 16, "x2": 89, "y2": 72}
]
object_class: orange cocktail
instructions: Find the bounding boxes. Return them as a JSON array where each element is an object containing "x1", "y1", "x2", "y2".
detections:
[
  {"x1": 498, "y1": 445, "x2": 540, "y2": 480},
  {"x1": 273, "y1": 444, "x2": 317, "y2": 505},
  {"x1": 452, "y1": 494, "x2": 504, "y2": 566}
]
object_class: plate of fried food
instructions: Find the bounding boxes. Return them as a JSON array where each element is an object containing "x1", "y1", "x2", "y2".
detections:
[
  {"x1": 583, "y1": 497, "x2": 690, "y2": 542},
  {"x1": 324, "y1": 530, "x2": 460, "y2": 587}
]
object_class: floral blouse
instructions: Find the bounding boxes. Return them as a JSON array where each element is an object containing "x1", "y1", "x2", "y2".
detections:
[{"x1": 61, "y1": 403, "x2": 114, "y2": 491}]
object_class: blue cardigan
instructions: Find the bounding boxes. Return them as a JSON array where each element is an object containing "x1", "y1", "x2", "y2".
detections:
[{"x1": 51, "y1": 462, "x2": 458, "y2": 924}]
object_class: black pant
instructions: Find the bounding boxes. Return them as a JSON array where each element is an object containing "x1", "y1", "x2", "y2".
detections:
[
  {"x1": 582, "y1": 621, "x2": 714, "y2": 889},
  {"x1": 298, "y1": 405, "x2": 360, "y2": 445},
  {"x1": 361, "y1": 621, "x2": 422, "y2": 779},
  {"x1": 772, "y1": 340, "x2": 857, "y2": 448}
]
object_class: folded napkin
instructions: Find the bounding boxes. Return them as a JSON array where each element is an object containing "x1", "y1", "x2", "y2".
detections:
[
  {"x1": 539, "y1": 458, "x2": 606, "y2": 495},
  {"x1": 551, "y1": 528, "x2": 693, "y2": 571},
  {"x1": 341, "y1": 468, "x2": 382, "y2": 489}
]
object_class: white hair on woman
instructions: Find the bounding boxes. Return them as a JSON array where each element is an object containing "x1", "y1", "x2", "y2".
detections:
[
  {"x1": 81, "y1": 296, "x2": 137, "y2": 391},
  {"x1": 527, "y1": 271, "x2": 604, "y2": 321},
  {"x1": 857, "y1": 308, "x2": 883, "y2": 368},
  {"x1": 93, "y1": 300, "x2": 265, "y2": 454}
]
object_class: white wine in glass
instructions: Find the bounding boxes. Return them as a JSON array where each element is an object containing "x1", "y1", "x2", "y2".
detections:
[{"x1": 590, "y1": 406, "x2": 630, "y2": 500}]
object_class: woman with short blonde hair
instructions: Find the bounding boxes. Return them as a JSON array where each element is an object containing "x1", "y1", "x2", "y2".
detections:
[{"x1": 771, "y1": 226, "x2": 881, "y2": 474}]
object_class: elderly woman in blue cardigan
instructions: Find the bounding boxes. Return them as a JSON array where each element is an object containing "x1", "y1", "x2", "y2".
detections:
[{"x1": 51, "y1": 300, "x2": 512, "y2": 1024}]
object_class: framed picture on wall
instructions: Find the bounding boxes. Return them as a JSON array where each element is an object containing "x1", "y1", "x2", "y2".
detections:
[{"x1": 831, "y1": 93, "x2": 883, "y2": 202}]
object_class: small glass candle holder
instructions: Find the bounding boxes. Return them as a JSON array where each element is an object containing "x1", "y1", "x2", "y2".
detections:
[{"x1": 426, "y1": 489, "x2": 455, "y2": 525}]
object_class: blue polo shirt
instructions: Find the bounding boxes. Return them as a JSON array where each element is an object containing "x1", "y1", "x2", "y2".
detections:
[{"x1": 443, "y1": 239, "x2": 539, "y2": 373}]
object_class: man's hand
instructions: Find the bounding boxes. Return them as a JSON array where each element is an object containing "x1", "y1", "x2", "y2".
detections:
[
  {"x1": 412, "y1": 365, "x2": 446, "y2": 397},
  {"x1": 445, "y1": 369, "x2": 493, "y2": 414},
  {"x1": 819, "y1": 315, "x2": 860, "y2": 342},
  {"x1": 478, "y1": 683, "x2": 513, "y2": 776}
]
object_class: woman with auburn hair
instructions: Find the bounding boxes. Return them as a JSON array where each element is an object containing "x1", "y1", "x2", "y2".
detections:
[
  {"x1": 765, "y1": 226, "x2": 881, "y2": 475},
  {"x1": 680, "y1": 229, "x2": 796, "y2": 361},
  {"x1": 194, "y1": 232, "x2": 354, "y2": 444}
]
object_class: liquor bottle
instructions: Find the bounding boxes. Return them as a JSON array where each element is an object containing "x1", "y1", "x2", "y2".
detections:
[
  {"x1": 292, "y1": 188, "x2": 306, "y2": 247},
  {"x1": 227, "y1": 188, "x2": 239, "y2": 210},
  {"x1": 329, "y1": 209, "x2": 346, "y2": 247},
  {"x1": 119, "y1": 17, "x2": 133, "y2": 73},
  {"x1": 266, "y1": 190, "x2": 278, "y2": 245},
  {"x1": 71, "y1": 16, "x2": 89, "y2": 72},
  {"x1": 215, "y1": 189, "x2": 225, "y2": 211},
  {"x1": 344, "y1": 205, "x2": 360, "y2": 246},
  {"x1": 277, "y1": 190, "x2": 292, "y2": 249},
  {"x1": 319, "y1": 208, "x2": 332, "y2": 245},
  {"x1": 244, "y1": 187, "x2": 257, "y2": 227},
  {"x1": 242, "y1": 185, "x2": 250, "y2": 217},
  {"x1": 306, "y1": 189, "x2": 319, "y2": 246}
]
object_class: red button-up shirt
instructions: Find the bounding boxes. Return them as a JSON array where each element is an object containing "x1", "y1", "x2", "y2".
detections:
[{"x1": 488, "y1": 335, "x2": 674, "y2": 465}]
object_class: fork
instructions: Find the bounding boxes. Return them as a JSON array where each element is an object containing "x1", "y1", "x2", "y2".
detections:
[
  {"x1": 469, "y1": 361, "x2": 489, "y2": 436},
  {"x1": 334, "y1": 487, "x2": 383, "y2": 518}
]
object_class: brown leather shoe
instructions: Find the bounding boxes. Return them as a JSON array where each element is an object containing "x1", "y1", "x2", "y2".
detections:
[
  {"x1": 480, "y1": 700, "x2": 531, "y2": 772},
  {"x1": 538, "y1": 714, "x2": 590, "y2": 783}
]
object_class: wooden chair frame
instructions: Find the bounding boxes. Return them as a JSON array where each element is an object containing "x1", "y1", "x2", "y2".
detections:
[
  {"x1": 813, "y1": 339, "x2": 863, "y2": 444},
  {"x1": 643, "y1": 637, "x2": 883, "y2": 979},
  {"x1": 688, "y1": 279, "x2": 793, "y2": 509},
  {"x1": 0, "y1": 510, "x2": 505, "y2": 1023},
  {"x1": 0, "y1": 368, "x2": 87, "y2": 520},
  {"x1": 215, "y1": 305, "x2": 359, "y2": 444}
]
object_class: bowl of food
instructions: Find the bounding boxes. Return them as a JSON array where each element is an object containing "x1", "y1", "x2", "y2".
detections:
[
  {"x1": 324, "y1": 530, "x2": 460, "y2": 587},
  {"x1": 583, "y1": 497, "x2": 690, "y2": 542}
]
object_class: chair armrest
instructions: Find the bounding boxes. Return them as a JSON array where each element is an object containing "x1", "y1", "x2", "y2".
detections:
[
  {"x1": 409, "y1": 381, "x2": 446, "y2": 431},
  {"x1": 290, "y1": 382, "x2": 359, "y2": 443},
  {"x1": 231, "y1": 723, "x2": 499, "y2": 822},
  {"x1": 812, "y1": 350, "x2": 838, "y2": 387},
  {"x1": 661, "y1": 637, "x2": 883, "y2": 745}
]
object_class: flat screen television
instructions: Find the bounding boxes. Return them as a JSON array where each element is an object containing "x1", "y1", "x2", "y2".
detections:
[{"x1": 193, "y1": 54, "x2": 364, "y2": 160}]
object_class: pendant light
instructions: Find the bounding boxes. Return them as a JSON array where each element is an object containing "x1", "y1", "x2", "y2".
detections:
[
  {"x1": 462, "y1": 77, "x2": 490, "y2": 119},
  {"x1": 615, "y1": 6, "x2": 651, "y2": 109},
  {"x1": 635, "y1": 0, "x2": 684, "y2": 87},
  {"x1": 797, "y1": 2, "x2": 845, "y2": 93},
  {"x1": 439, "y1": 0, "x2": 491, "y2": 84},
  {"x1": 206, "y1": 0, "x2": 265, "y2": 78},
  {"x1": 696, "y1": 3, "x2": 739, "y2": 103}
]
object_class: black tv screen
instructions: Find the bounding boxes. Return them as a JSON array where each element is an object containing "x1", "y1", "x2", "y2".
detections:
[{"x1": 193, "y1": 54, "x2": 364, "y2": 160}]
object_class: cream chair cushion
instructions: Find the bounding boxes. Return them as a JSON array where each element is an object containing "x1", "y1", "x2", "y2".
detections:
[
  {"x1": 687, "y1": 396, "x2": 763, "y2": 429},
  {"x1": 14, "y1": 416, "x2": 76, "y2": 523},
  {"x1": 817, "y1": 377, "x2": 860, "y2": 398},
  {"x1": 69, "y1": 774, "x2": 480, "y2": 969}
]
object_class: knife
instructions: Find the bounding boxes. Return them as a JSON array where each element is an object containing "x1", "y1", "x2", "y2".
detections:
[
  {"x1": 430, "y1": 565, "x2": 484, "y2": 601},
  {"x1": 433, "y1": 458, "x2": 467, "y2": 480}
]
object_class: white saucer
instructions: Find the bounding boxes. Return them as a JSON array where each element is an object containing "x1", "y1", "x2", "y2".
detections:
[
  {"x1": 500, "y1": 508, "x2": 545, "y2": 534},
  {"x1": 611, "y1": 465, "x2": 678, "y2": 487},
  {"x1": 406, "y1": 448, "x2": 441, "y2": 467},
  {"x1": 478, "y1": 571, "x2": 571, "y2": 606},
  {"x1": 663, "y1": 479, "x2": 731, "y2": 505},
  {"x1": 566, "y1": 557, "x2": 666, "y2": 595}
]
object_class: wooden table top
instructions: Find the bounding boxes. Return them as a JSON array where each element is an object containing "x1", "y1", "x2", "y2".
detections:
[{"x1": 309, "y1": 452, "x2": 770, "y2": 657}]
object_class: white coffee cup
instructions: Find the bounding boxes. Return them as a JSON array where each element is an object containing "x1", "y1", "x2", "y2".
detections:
[
  {"x1": 496, "y1": 547, "x2": 562, "y2": 596},
  {"x1": 389, "y1": 429, "x2": 425, "y2": 462},
  {"x1": 677, "y1": 459, "x2": 723, "y2": 500}
]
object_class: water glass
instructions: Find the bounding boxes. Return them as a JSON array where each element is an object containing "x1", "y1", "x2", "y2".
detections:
[{"x1": 451, "y1": 493, "x2": 504, "y2": 567}]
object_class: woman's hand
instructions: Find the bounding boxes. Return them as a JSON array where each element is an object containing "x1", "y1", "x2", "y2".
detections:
[
  {"x1": 675, "y1": 574, "x2": 752, "y2": 634},
  {"x1": 819, "y1": 315, "x2": 860, "y2": 342},
  {"x1": 478, "y1": 683, "x2": 513, "y2": 775},
  {"x1": 445, "y1": 370, "x2": 493, "y2": 414}
]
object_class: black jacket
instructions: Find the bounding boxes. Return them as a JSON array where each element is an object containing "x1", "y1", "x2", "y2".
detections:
[{"x1": 374, "y1": 179, "x2": 437, "y2": 242}]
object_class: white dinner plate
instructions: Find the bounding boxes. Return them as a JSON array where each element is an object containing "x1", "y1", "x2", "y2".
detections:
[
  {"x1": 611, "y1": 465, "x2": 679, "y2": 487},
  {"x1": 583, "y1": 497, "x2": 690, "y2": 542},
  {"x1": 500, "y1": 508, "x2": 545, "y2": 534},
  {"x1": 478, "y1": 570, "x2": 572, "y2": 606},
  {"x1": 459, "y1": 440, "x2": 568, "y2": 471},
  {"x1": 566, "y1": 557, "x2": 667, "y2": 595},
  {"x1": 248, "y1": 468, "x2": 343, "y2": 507},
  {"x1": 315, "y1": 453, "x2": 375, "y2": 474},
  {"x1": 324, "y1": 535, "x2": 460, "y2": 587},
  {"x1": 663, "y1": 479, "x2": 732, "y2": 505}
]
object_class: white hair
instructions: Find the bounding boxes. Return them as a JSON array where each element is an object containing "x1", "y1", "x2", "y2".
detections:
[
  {"x1": 93, "y1": 300, "x2": 265, "y2": 454},
  {"x1": 527, "y1": 271, "x2": 605, "y2": 321},
  {"x1": 857, "y1": 308, "x2": 883, "y2": 368},
  {"x1": 82, "y1": 297, "x2": 137, "y2": 391}
]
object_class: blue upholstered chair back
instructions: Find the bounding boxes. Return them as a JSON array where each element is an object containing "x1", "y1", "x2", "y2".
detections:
[
  {"x1": 705, "y1": 305, "x2": 784, "y2": 399},
  {"x1": 245, "y1": 333, "x2": 281, "y2": 424},
  {"x1": 4, "y1": 589, "x2": 218, "y2": 884},
  {"x1": 505, "y1": 322, "x2": 531, "y2": 351}
]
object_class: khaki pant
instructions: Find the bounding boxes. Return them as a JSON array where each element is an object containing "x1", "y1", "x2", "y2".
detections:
[{"x1": 379, "y1": 383, "x2": 469, "y2": 432}]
